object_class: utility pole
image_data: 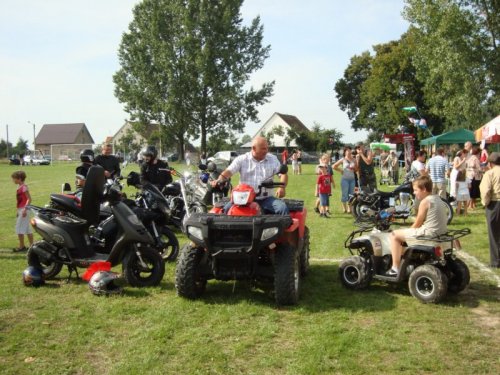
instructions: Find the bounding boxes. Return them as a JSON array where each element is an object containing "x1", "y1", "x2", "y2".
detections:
[
  {"x1": 28, "y1": 121, "x2": 36, "y2": 151},
  {"x1": 6, "y1": 124, "x2": 9, "y2": 158}
]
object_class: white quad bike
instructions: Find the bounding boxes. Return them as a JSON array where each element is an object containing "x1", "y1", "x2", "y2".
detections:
[{"x1": 339, "y1": 212, "x2": 471, "y2": 303}]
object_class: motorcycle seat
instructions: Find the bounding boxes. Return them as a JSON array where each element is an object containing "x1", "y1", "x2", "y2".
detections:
[
  {"x1": 50, "y1": 193, "x2": 82, "y2": 215},
  {"x1": 373, "y1": 189, "x2": 393, "y2": 198}
]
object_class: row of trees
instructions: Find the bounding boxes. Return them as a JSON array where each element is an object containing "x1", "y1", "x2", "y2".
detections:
[
  {"x1": 0, "y1": 138, "x2": 29, "y2": 159},
  {"x1": 334, "y1": 0, "x2": 499, "y2": 141}
]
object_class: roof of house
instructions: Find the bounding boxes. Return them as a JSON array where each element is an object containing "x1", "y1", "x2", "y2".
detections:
[
  {"x1": 275, "y1": 113, "x2": 309, "y2": 133},
  {"x1": 35, "y1": 123, "x2": 95, "y2": 144}
]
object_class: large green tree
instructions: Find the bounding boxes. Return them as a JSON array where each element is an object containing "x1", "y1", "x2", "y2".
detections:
[
  {"x1": 335, "y1": 33, "x2": 440, "y2": 139},
  {"x1": 403, "y1": 0, "x2": 499, "y2": 128},
  {"x1": 114, "y1": 0, "x2": 274, "y2": 158}
]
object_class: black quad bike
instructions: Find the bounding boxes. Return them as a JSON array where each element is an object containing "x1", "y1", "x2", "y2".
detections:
[
  {"x1": 175, "y1": 169, "x2": 310, "y2": 305},
  {"x1": 339, "y1": 214, "x2": 470, "y2": 303},
  {"x1": 27, "y1": 166, "x2": 165, "y2": 287}
]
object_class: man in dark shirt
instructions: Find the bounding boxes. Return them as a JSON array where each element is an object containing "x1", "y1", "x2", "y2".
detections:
[
  {"x1": 140, "y1": 145, "x2": 172, "y2": 190},
  {"x1": 94, "y1": 144, "x2": 121, "y2": 178}
]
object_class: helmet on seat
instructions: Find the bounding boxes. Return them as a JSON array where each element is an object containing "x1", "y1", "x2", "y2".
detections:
[
  {"x1": 207, "y1": 161, "x2": 217, "y2": 172},
  {"x1": 80, "y1": 149, "x2": 95, "y2": 163},
  {"x1": 22, "y1": 266, "x2": 45, "y2": 287},
  {"x1": 88, "y1": 271, "x2": 123, "y2": 296},
  {"x1": 142, "y1": 145, "x2": 158, "y2": 161}
]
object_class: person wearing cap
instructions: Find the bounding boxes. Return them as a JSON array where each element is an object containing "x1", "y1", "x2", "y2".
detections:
[{"x1": 479, "y1": 152, "x2": 500, "y2": 268}]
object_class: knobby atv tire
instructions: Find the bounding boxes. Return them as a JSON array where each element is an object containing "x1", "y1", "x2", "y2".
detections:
[
  {"x1": 27, "y1": 244, "x2": 62, "y2": 280},
  {"x1": 122, "y1": 246, "x2": 165, "y2": 287},
  {"x1": 300, "y1": 227, "x2": 310, "y2": 277},
  {"x1": 175, "y1": 244, "x2": 207, "y2": 299},
  {"x1": 409, "y1": 265, "x2": 448, "y2": 303},
  {"x1": 158, "y1": 226, "x2": 179, "y2": 262},
  {"x1": 274, "y1": 244, "x2": 300, "y2": 305},
  {"x1": 338, "y1": 256, "x2": 372, "y2": 289},
  {"x1": 446, "y1": 258, "x2": 470, "y2": 294}
]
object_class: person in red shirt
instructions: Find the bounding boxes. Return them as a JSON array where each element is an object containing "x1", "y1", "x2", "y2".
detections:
[
  {"x1": 281, "y1": 148, "x2": 289, "y2": 165},
  {"x1": 316, "y1": 165, "x2": 333, "y2": 217},
  {"x1": 11, "y1": 170, "x2": 33, "y2": 252}
]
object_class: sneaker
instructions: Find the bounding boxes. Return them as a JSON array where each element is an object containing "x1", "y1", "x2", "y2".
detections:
[
  {"x1": 314, "y1": 207, "x2": 320, "y2": 214},
  {"x1": 12, "y1": 247, "x2": 27, "y2": 253},
  {"x1": 324, "y1": 212, "x2": 331, "y2": 218},
  {"x1": 385, "y1": 268, "x2": 398, "y2": 277}
]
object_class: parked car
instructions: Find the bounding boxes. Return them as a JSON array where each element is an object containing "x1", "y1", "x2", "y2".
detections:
[
  {"x1": 207, "y1": 151, "x2": 239, "y2": 163},
  {"x1": 23, "y1": 155, "x2": 50, "y2": 165}
]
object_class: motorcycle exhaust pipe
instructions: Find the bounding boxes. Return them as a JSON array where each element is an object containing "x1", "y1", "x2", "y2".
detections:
[{"x1": 31, "y1": 242, "x2": 56, "y2": 263}]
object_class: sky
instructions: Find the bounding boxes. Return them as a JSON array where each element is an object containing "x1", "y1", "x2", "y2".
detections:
[{"x1": 0, "y1": 0, "x2": 409, "y2": 150}]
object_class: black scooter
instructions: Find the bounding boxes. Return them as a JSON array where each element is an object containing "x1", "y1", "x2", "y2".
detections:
[{"x1": 27, "y1": 166, "x2": 165, "y2": 287}]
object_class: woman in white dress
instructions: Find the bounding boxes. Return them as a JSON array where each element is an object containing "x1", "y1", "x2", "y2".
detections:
[{"x1": 449, "y1": 149, "x2": 467, "y2": 199}]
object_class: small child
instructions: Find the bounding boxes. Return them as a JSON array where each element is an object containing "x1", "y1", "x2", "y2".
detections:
[
  {"x1": 316, "y1": 165, "x2": 332, "y2": 217},
  {"x1": 11, "y1": 170, "x2": 33, "y2": 252},
  {"x1": 314, "y1": 154, "x2": 335, "y2": 214},
  {"x1": 455, "y1": 170, "x2": 470, "y2": 216}
]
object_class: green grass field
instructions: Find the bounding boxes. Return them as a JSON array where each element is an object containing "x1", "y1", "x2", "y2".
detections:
[{"x1": 0, "y1": 162, "x2": 499, "y2": 374}]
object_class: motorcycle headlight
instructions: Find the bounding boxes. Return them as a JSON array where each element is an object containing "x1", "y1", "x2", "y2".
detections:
[
  {"x1": 187, "y1": 226, "x2": 203, "y2": 241},
  {"x1": 233, "y1": 191, "x2": 251, "y2": 205},
  {"x1": 261, "y1": 227, "x2": 279, "y2": 241}
]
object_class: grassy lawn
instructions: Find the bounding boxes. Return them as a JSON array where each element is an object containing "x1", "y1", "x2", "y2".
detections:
[{"x1": 0, "y1": 161, "x2": 499, "y2": 374}]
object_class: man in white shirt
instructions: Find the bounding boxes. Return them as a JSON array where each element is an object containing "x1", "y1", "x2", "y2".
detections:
[
  {"x1": 212, "y1": 137, "x2": 289, "y2": 215},
  {"x1": 426, "y1": 147, "x2": 449, "y2": 199},
  {"x1": 411, "y1": 151, "x2": 428, "y2": 177}
]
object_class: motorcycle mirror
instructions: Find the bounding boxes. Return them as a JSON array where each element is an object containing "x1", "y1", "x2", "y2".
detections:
[
  {"x1": 278, "y1": 164, "x2": 288, "y2": 175},
  {"x1": 62, "y1": 182, "x2": 71, "y2": 192}
]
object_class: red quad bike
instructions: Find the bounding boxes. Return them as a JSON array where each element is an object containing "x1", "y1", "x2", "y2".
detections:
[{"x1": 175, "y1": 167, "x2": 310, "y2": 305}]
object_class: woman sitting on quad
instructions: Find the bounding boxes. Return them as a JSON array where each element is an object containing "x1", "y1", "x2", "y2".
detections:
[{"x1": 387, "y1": 175, "x2": 448, "y2": 276}]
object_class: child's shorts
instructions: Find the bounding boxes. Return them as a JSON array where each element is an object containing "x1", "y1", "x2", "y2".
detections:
[
  {"x1": 16, "y1": 208, "x2": 32, "y2": 235},
  {"x1": 319, "y1": 194, "x2": 330, "y2": 207}
]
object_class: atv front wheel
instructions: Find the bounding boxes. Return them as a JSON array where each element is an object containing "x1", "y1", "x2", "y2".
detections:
[
  {"x1": 409, "y1": 265, "x2": 448, "y2": 303},
  {"x1": 338, "y1": 256, "x2": 372, "y2": 289},
  {"x1": 27, "y1": 244, "x2": 62, "y2": 280},
  {"x1": 122, "y1": 246, "x2": 165, "y2": 287},
  {"x1": 446, "y1": 258, "x2": 470, "y2": 294},
  {"x1": 299, "y1": 227, "x2": 310, "y2": 277},
  {"x1": 274, "y1": 244, "x2": 300, "y2": 305},
  {"x1": 175, "y1": 244, "x2": 207, "y2": 299}
]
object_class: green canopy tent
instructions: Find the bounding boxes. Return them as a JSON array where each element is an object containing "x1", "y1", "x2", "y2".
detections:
[{"x1": 419, "y1": 129, "x2": 476, "y2": 146}]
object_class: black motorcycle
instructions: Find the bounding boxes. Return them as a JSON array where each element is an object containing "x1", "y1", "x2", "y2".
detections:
[
  {"x1": 162, "y1": 168, "x2": 208, "y2": 229},
  {"x1": 27, "y1": 166, "x2": 165, "y2": 287},
  {"x1": 349, "y1": 177, "x2": 454, "y2": 224},
  {"x1": 126, "y1": 172, "x2": 180, "y2": 261},
  {"x1": 51, "y1": 175, "x2": 180, "y2": 263}
]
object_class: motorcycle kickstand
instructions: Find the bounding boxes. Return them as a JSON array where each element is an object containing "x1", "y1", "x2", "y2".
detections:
[{"x1": 66, "y1": 265, "x2": 79, "y2": 283}]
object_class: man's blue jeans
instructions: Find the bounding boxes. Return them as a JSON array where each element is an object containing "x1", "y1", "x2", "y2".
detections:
[{"x1": 223, "y1": 196, "x2": 289, "y2": 215}]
